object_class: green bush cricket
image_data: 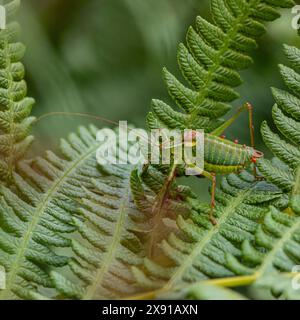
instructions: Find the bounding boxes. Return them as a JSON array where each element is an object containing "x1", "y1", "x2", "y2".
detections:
[{"x1": 178, "y1": 102, "x2": 264, "y2": 224}]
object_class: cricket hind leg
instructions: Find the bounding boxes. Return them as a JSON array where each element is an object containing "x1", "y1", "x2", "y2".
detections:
[
  {"x1": 211, "y1": 102, "x2": 260, "y2": 179},
  {"x1": 211, "y1": 102, "x2": 255, "y2": 145}
]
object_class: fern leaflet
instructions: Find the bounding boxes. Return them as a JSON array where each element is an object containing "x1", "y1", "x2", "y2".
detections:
[
  {"x1": 51, "y1": 160, "x2": 146, "y2": 299},
  {"x1": 0, "y1": 0, "x2": 35, "y2": 183},
  {"x1": 224, "y1": 44, "x2": 300, "y2": 299},
  {"x1": 258, "y1": 45, "x2": 300, "y2": 201}
]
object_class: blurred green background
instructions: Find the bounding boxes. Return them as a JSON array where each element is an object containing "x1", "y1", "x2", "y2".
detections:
[{"x1": 21, "y1": 0, "x2": 300, "y2": 152}]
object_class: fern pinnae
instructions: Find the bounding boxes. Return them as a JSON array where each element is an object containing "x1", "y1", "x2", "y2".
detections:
[
  {"x1": 0, "y1": 125, "x2": 106, "y2": 299},
  {"x1": 0, "y1": 0, "x2": 35, "y2": 183},
  {"x1": 258, "y1": 45, "x2": 300, "y2": 196},
  {"x1": 133, "y1": 164, "x2": 176, "y2": 257},
  {"x1": 148, "y1": 0, "x2": 294, "y2": 131},
  {"x1": 218, "y1": 45, "x2": 300, "y2": 299},
  {"x1": 225, "y1": 200, "x2": 300, "y2": 299},
  {"x1": 50, "y1": 140, "x2": 148, "y2": 300},
  {"x1": 132, "y1": 171, "x2": 283, "y2": 297},
  {"x1": 0, "y1": 0, "x2": 297, "y2": 301}
]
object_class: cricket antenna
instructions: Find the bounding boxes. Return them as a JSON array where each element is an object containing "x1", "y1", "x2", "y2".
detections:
[
  {"x1": 37, "y1": 112, "x2": 120, "y2": 127},
  {"x1": 36, "y1": 111, "x2": 154, "y2": 146}
]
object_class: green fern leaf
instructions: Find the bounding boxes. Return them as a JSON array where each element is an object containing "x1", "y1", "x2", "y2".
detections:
[
  {"x1": 226, "y1": 197, "x2": 300, "y2": 299},
  {"x1": 0, "y1": 0, "x2": 35, "y2": 182},
  {"x1": 147, "y1": 0, "x2": 294, "y2": 132},
  {"x1": 258, "y1": 45, "x2": 300, "y2": 196},
  {"x1": 50, "y1": 161, "x2": 147, "y2": 300},
  {"x1": 0, "y1": 126, "x2": 104, "y2": 299},
  {"x1": 223, "y1": 45, "x2": 300, "y2": 300}
]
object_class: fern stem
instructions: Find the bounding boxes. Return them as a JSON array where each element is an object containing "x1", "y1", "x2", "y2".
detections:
[
  {"x1": 127, "y1": 270, "x2": 300, "y2": 300},
  {"x1": 207, "y1": 273, "x2": 259, "y2": 287},
  {"x1": 126, "y1": 273, "x2": 260, "y2": 300}
]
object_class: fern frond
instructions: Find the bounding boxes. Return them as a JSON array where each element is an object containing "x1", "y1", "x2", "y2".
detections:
[
  {"x1": 147, "y1": 0, "x2": 294, "y2": 131},
  {"x1": 188, "y1": 45, "x2": 300, "y2": 300},
  {"x1": 0, "y1": 125, "x2": 103, "y2": 299},
  {"x1": 0, "y1": 0, "x2": 35, "y2": 183},
  {"x1": 222, "y1": 45, "x2": 300, "y2": 299},
  {"x1": 51, "y1": 160, "x2": 147, "y2": 300},
  {"x1": 225, "y1": 197, "x2": 300, "y2": 299},
  {"x1": 258, "y1": 45, "x2": 300, "y2": 195},
  {"x1": 131, "y1": 171, "x2": 283, "y2": 295}
]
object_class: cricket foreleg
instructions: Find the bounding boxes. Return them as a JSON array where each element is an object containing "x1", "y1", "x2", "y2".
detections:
[
  {"x1": 244, "y1": 103, "x2": 260, "y2": 179},
  {"x1": 202, "y1": 171, "x2": 217, "y2": 225},
  {"x1": 244, "y1": 104, "x2": 265, "y2": 180},
  {"x1": 190, "y1": 167, "x2": 218, "y2": 225}
]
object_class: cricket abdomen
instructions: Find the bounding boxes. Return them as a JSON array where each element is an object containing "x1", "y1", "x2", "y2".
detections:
[
  {"x1": 204, "y1": 134, "x2": 251, "y2": 172},
  {"x1": 204, "y1": 162, "x2": 244, "y2": 174}
]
